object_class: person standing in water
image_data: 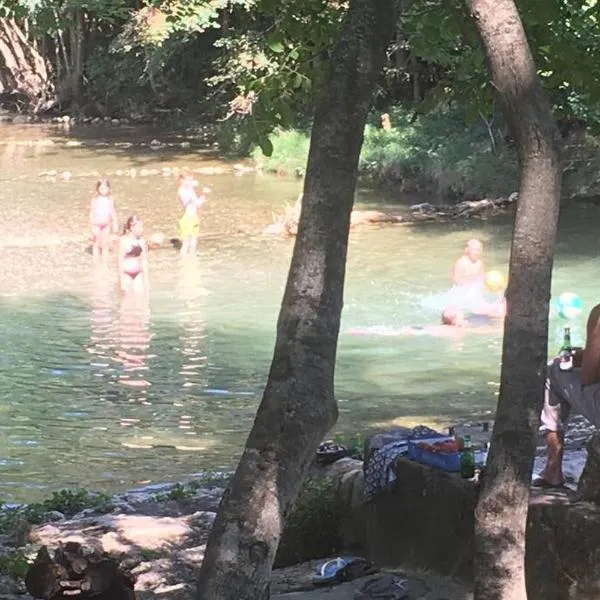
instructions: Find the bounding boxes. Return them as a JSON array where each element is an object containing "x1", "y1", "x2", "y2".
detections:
[
  {"x1": 451, "y1": 239, "x2": 485, "y2": 287},
  {"x1": 89, "y1": 178, "x2": 118, "y2": 260},
  {"x1": 118, "y1": 215, "x2": 149, "y2": 295},
  {"x1": 177, "y1": 168, "x2": 208, "y2": 257}
]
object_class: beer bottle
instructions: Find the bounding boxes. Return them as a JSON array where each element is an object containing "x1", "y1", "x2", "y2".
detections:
[
  {"x1": 559, "y1": 327, "x2": 573, "y2": 371},
  {"x1": 460, "y1": 435, "x2": 475, "y2": 479}
]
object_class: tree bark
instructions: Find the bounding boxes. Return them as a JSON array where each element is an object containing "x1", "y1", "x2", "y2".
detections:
[
  {"x1": 0, "y1": 18, "x2": 53, "y2": 111},
  {"x1": 195, "y1": 1, "x2": 396, "y2": 599},
  {"x1": 465, "y1": 1, "x2": 562, "y2": 599}
]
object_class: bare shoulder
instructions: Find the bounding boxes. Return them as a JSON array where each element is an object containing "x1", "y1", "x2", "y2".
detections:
[{"x1": 587, "y1": 304, "x2": 600, "y2": 329}]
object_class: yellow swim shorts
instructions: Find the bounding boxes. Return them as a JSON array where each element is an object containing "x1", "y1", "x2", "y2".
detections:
[{"x1": 179, "y1": 213, "x2": 200, "y2": 238}]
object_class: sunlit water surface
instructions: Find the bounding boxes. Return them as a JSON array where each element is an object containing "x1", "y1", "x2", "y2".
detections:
[{"x1": 0, "y1": 122, "x2": 596, "y2": 501}]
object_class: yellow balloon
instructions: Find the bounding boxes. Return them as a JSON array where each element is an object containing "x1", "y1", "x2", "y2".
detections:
[{"x1": 486, "y1": 270, "x2": 506, "y2": 293}]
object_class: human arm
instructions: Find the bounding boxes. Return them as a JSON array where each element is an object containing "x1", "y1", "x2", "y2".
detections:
[
  {"x1": 110, "y1": 199, "x2": 118, "y2": 234},
  {"x1": 89, "y1": 198, "x2": 96, "y2": 228},
  {"x1": 581, "y1": 304, "x2": 600, "y2": 385},
  {"x1": 141, "y1": 240, "x2": 150, "y2": 290},
  {"x1": 117, "y1": 238, "x2": 126, "y2": 291}
]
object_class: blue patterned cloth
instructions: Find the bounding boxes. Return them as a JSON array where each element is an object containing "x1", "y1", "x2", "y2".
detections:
[{"x1": 363, "y1": 426, "x2": 441, "y2": 502}]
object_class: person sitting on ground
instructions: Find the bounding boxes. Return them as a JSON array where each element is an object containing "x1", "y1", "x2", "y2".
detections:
[{"x1": 537, "y1": 304, "x2": 600, "y2": 488}]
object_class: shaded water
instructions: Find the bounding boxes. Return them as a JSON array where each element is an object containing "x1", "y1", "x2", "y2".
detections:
[{"x1": 0, "y1": 122, "x2": 597, "y2": 501}]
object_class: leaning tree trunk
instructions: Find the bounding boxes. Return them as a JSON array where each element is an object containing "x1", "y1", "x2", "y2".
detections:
[
  {"x1": 0, "y1": 18, "x2": 54, "y2": 111},
  {"x1": 196, "y1": 1, "x2": 395, "y2": 599},
  {"x1": 466, "y1": 1, "x2": 562, "y2": 599}
]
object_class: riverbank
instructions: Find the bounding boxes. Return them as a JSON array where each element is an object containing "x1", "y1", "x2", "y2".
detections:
[
  {"x1": 251, "y1": 109, "x2": 600, "y2": 205},
  {"x1": 0, "y1": 472, "x2": 472, "y2": 600},
  {"x1": 5, "y1": 107, "x2": 600, "y2": 208},
  {"x1": 0, "y1": 415, "x2": 592, "y2": 599}
]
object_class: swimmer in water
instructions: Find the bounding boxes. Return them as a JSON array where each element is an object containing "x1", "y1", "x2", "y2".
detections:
[
  {"x1": 451, "y1": 239, "x2": 485, "y2": 288},
  {"x1": 347, "y1": 306, "x2": 502, "y2": 339},
  {"x1": 89, "y1": 177, "x2": 118, "y2": 261},
  {"x1": 177, "y1": 168, "x2": 209, "y2": 257},
  {"x1": 118, "y1": 215, "x2": 149, "y2": 295}
]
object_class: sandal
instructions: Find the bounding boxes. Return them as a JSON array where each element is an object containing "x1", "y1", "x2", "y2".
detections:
[
  {"x1": 312, "y1": 556, "x2": 377, "y2": 586},
  {"x1": 354, "y1": 574, "x2": 410, "y2": 599}
]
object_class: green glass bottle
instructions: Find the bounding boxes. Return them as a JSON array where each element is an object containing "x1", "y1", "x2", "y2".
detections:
[
  {"x1": 460, "y1": 434, "x2": 475, "y2": 479},
  {"x1": 559, "y1": 326, "x2": 573, "y2": 371}
]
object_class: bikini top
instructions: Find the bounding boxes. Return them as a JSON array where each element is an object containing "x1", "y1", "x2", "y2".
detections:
[{"x1": 125, "y1": 242, "x2": 143, "y2": 258}]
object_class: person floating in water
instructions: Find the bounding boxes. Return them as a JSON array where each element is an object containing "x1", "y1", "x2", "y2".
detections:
[
  {"x1": 177, "y1": 168, "x2": 209, "y2": 257},
  {"x1": 118, "y1": 215, "x2": 149, "y2": 295},
  {"x1": 347, "y1": 306, "x2": 503, "y2": 339},
  {"x1": 89, "y1": 177, "x2": 118, "y2": 261}
]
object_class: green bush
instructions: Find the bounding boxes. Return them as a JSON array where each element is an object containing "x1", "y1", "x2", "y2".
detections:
[
  {"x1": 251, "y1": 129, "x2": 310, "y2": 176},
  {"x1": 252, "y1": 107, "x2": 520, "y2": 202},
  {"x1": 0, "y1": 489, "x2": 113, "y2": 536},
  {"x1": 276, "y1": 476, "x2": 344, "y2": 567},
  {"x1": 0, "y1": 550, "x2": 29, "y2": 581}
]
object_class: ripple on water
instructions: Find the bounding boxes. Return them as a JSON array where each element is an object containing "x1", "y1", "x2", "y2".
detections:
[{"x1": 0, "y1": 126, "x2": 598, "y2": 502}]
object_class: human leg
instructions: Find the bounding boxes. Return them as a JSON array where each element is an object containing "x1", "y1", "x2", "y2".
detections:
[
  {"x1": 190, "y1": 234, "x2": 198, "y2": 255},
  {"x1": 539, "y1": 360, "x2": 600, "y2": 484},
  {"x1": 98, "y1": 226, "x2": 111, "y2": 260}
]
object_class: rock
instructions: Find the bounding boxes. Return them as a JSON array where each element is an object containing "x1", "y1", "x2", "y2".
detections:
[
  {"x1": 111, "y1": 119, "x2": 120, "y2": 126},
  {"x1": 410, "y1": 202, "x2": 436, "y2": 212},
  {"x1": 359, "y1": 454, "x2": 600, "y2": 599},
  {"x1": 25, "y1": 543, "x2": 135, "y2": 600},
  {"x1": 577, "y1": 432, "x2": 600, "y2": 503},
  {"x1": 12, "y1": 115, "x2": 28, "y2": 124}
]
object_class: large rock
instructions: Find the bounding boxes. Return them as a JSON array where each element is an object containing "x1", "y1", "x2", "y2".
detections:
[
  {"x1": 276, "y1": 458, "x2": 363, "y2": 568},
  {"x1": 577, "y1": 432, "x2": 600, "y2": 503},
  {"x1": 364, "y1": 457, "x2": 477, "y2": 578},
  {"x1": 360, "y1": 456, "x2": 600, "y2": 599}
]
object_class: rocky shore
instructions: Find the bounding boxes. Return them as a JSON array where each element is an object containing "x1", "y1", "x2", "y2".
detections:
[{"x1": 1, "y1": 418, "x2": 597, "y2": 600}]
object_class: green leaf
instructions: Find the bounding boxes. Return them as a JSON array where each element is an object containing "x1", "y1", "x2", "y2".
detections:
[{"x1": 268, "y1": 40, "x2": 285, "y2": 53}]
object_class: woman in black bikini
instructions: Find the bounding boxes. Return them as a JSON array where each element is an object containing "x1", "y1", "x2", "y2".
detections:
[{"x1": 118, "y1": 215, "x2": 149, "y2": 295}]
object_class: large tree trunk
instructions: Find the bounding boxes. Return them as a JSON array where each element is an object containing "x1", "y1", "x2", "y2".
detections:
[
  {"x1": 195, "y1": 1, "x2": 396, "y2": 599},
  {"x1": 466, "y1": 1, "x2": 562, "y2": 599},
  {"x1": 0, "y1": 18, "x2": 54, "y2": 111}
]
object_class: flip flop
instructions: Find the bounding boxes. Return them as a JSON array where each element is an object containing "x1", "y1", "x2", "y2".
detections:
[
  {"x1": 312, "y1": 556, "x2": 376, "y2": 585},
  {"x1": 531, "y1": 477, "x2": 566, "y2": 489},
  {"x1": 354, "y1": 574, "x2": 410, "y2": 599}
]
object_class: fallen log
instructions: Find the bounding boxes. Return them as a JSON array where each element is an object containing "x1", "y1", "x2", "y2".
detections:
[{"x1": 25, "y1": 542, "x2": 135, "y2": 600}]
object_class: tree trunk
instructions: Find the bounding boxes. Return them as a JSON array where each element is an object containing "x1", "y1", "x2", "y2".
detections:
[
  {"x1": 195, "y1": 1, "x2": 396, "y2": 599},
  {"x1": 69, "y1": 10, "x2": 85, "y2": 107},
  {"x1": 0, "y1": 18, "x2": 54, "y2": 111},
  {"x1": 465, "y1": 1, "x2": 562, "y2": 599}
]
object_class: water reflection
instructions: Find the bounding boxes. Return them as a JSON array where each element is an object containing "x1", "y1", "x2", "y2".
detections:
[
  {"x1": 88, "y1": 265, "x2": 116, "y2": 369},
  {"x1": 176, "y1": 259, "x2": 207, "y2": 391},
  {"x1": 114, "y1": 289, "x2": 152, "y2": 396},
  {"x1": 87, "y1": 267, "x2": 153, "y2": 400}
]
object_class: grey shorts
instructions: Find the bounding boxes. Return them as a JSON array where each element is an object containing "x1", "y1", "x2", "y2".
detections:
[{"x1": 540, "y1": 359, "x2": 600, "y2": 432}]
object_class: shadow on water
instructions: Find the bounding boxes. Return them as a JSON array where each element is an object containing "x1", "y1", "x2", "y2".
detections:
[{"x1": 0, "y1": 279, "x2": 503, "y2": 502}]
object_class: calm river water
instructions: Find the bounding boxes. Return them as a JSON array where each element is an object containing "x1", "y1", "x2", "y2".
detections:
[{"x1": 0, "y1": 121, "x2": 596, "y2": 501}]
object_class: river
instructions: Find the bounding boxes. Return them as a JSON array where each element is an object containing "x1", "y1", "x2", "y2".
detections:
[{"x1": 0, "y1": 121, "x2": 596, "y2": 502}]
